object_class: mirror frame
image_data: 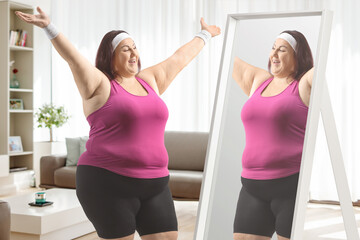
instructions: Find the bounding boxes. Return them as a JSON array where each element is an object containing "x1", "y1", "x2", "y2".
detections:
[{"x1": 194, "y1": 10, "x2": 333, "y2": 240}]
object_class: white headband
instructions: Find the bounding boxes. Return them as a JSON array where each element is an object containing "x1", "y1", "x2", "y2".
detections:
[
  {"x1": 112, "y1": 33, "x2": 134, "y2": 53},
  {"x1": 277, "y1": 33, "x2": 297, "y2": 52}
]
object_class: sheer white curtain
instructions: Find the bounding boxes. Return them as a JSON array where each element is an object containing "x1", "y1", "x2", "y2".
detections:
[
  {"x1": 51, "y1": 0, "x2": 359, "y2": 201},
  {"x1": 51, "y1": 0, "x2": 221, "y2": 139}
]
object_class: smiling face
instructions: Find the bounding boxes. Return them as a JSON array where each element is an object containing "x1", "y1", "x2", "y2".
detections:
[
  {"x1": 269, "y1": 38, "x2": 296, "y2": 78},
  {"x1": 112, "y1": 38, "x2": 139, "y2": 78}
]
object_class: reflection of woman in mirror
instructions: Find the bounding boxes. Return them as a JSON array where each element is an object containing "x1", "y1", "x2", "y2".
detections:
[
  {"x1": 232, "y1": 31, "x2": 313, "y2": 240},
  {"x1": 16, "y1": 7, "x2": 220, "y2": 240}
]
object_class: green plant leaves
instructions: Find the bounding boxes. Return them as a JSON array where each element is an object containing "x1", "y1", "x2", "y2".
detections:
[{"x1": 35, "y1": 104, "x2": 70, "y2": 129}]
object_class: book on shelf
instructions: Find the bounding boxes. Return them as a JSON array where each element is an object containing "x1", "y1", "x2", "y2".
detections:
[{"x1": 9, "y1": 29, "x2": 28, "y2": 47}]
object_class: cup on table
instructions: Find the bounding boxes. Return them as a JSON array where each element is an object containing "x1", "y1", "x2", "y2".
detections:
[{"x1": 35, "y1": 192, "x2": 46, "y2": 204}]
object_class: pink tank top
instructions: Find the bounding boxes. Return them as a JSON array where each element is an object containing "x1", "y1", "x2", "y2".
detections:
[
  {"x1": 78, "y1": 77, "x2": 169, "y2": 179},
  {"x1": 241, "y1": 77, "x2": 308, "y2": 180}
]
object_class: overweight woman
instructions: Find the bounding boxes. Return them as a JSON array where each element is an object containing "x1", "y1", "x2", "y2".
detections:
[
  {"x1": 16, "y1": 7, "x2": 220, "y2": 240},
  {"x1": 232, "y1": 31, "x2": 313, "y2": 240}
]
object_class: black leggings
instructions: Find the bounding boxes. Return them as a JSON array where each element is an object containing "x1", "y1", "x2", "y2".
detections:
[
  {"x1": 76, "y1": 165, "x2": 178, "y2": 239},
  {"x1": 234, "y1": 173, "x2": 299, "y2": 238}
]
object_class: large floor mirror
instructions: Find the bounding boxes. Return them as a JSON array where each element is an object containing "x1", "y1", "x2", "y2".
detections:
[{"x1": 194, "y1": 11, "x2": 334, "y2": 240}]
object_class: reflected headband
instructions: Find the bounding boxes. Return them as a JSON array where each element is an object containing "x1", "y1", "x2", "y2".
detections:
[
  {"x1": 277, "y1": 33, "x2": 297, "y2": 52},
  {"x1": 112, "y1": 33, "x2": 134, "y2": 53}
]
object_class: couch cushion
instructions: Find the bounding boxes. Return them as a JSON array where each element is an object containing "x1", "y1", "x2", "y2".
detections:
[
  {"x1": 169, "y1": 169, "x2": 203, "y2": 199},
  {"x1": 65, "y1": 137, "x2": 80, "y2": 166},
  {"x1": 165, "y1": 131, "x2": 208, "y2": 171},
  {"x1": 40, "y1": 155, "x2": 67, "y2": 187},
  {"x1": 65, "y1": 136, "x2": 88, "y2": 166},
  {"x1": 79, "y1": 136, "x2": 89, "y2": 155},
  {"x1": 54, "y1": 166, "x2": 77, "y2": 188}
]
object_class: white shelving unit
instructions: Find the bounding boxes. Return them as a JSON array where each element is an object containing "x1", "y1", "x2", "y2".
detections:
[{"x1": 0, "y1": 1, "x2": 34, "y2": 187}]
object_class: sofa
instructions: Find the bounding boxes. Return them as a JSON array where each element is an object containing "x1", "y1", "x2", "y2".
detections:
[
  {"x1": 40, "y1": 131, "x2": 209, "y2": 199},
  {"x1": 0, "y1": 200, "x2": 10, "y2": 240}
]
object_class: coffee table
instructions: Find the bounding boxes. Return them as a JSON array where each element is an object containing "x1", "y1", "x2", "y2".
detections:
[{"x1": 4, "y1": 188, "x2": 95, "y2": 240}]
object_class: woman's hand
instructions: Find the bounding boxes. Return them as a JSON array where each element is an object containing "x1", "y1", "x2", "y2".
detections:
[
  {"x1": 200, "y1": 18, "x2": 221, "y2": 37},
  {"x1": 15, "y1": 6, "x2": 50, "y2": 28}
]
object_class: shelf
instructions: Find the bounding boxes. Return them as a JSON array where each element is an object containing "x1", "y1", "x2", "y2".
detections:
[
  {"x1": 9, "y1": 169, "x2": 34, "y2": 175},
  {"x1": 9, "y1": 45, "x2": 33, "y2": 51},
  {"x1": 9, "y1": 110, "x2": 33, "y2": 113},
  {"x1": 9, "y1": 151, "x2": 33, "y2": 157},
  {"x1": 9, "y1": 2, "x2": 33, "y2": 10},
  {"x1": 9, "y1": 166, "x2": 28, "y2": 172},
  {"x1": 9, "y1": 88, "x2": 33, "y2": 93}
]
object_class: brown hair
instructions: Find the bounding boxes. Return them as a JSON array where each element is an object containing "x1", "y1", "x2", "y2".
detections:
[
  {"x1": 268, "y1": 30, "x2": 313, "y2": 80},
  {"x1": 95, "y1": 30, "x2": 141, "y2": 80}
]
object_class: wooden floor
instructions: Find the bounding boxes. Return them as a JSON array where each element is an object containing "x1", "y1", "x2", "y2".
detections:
[
  {"x1": 2, "y1": 188, "x2": 360, "y2": 240},
  {"x1": 304, "y1": 203, "x2": 360, "y2": 239}
]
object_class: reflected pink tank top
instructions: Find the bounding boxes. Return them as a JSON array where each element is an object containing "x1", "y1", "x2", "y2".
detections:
[
  {"x1": 78, "y1": 77, "x2": 169, "y2": 179},
  {"x1": 241, "y1": 77, "x2": 308, "y2": 180}
]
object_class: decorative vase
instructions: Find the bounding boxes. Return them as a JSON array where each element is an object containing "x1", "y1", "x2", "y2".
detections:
[{"x1": 10, "y1": 74, "x2": 20, "y2": 88}]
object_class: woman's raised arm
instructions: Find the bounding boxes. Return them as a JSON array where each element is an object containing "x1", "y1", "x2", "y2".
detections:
[
  {"x1": 16, "y1": 7, "x2": 108, "y2": 100},
  {"x1": 232, "y1": 57, "x2": 272, "y2": 96},
  {"x1": 138, "y1": 18, "x2": 221, "y2": 95}
]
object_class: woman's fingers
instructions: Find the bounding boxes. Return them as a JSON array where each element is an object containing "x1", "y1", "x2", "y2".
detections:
[
  {"x1": 15, "y1": 7, "x2": 49, "y2": 28},
  {"x1": 200, "y1": 17, "x2": 206, "y2": 27},
  {"x1": 16, "y1": 11, "x2": 32, "y2": 20},
  {"x1": 36, "y1": 6, "x2": 44, "y2": 14},
  {"x1": 200, "y1": 17, "x2": 209, "y2": 29},
  {"x1": 15, "y1": 11, "x2": 30, "y2": 22},
  {"x1": 200, "y1": 17, "x2": 221, "y2": 37},
  {"x1": 15, "y1": 11, "x2": 26, "y2": 18}
]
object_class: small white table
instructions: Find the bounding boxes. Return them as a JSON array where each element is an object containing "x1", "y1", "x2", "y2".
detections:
[{"x1": 4, "y1": 188, "x2": 95, "y2": 240}]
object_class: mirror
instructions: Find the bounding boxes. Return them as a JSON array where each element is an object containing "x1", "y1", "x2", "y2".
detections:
[{"x1": 195, "y1": 11, "x2": 332, "y2": 240}]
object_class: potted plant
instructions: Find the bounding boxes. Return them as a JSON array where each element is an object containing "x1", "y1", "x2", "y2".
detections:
[{"x1": 35, "y1": 104, "x2": 70, "y2": 142}]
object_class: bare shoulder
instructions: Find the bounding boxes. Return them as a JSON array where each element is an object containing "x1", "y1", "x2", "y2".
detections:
[
  {"x1": 249, "y1": 69, "x2": 273, "y2": 97},
  {"x1": 83, "y1": 77, "x2": 111, "y2": 118},
  {"x1": 137, "y1": 68, "x2": 161, "y2": 95}
]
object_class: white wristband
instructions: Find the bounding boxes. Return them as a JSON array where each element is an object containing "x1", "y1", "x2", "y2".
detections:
[
  {"x1": 195, "y1": 30, "x2": 212, "y2": 45},
  {"x1": 43, "y1": 22, "x2": 59, "y2": 40}
]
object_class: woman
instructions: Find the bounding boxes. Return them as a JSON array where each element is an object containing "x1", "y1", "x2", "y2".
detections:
[
  {"x1": 232, "y1": 31, "x2": 314, "y2": 240},
  {"x1": 16, "y1": 7, "x2": 220, "y2": 240}
]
